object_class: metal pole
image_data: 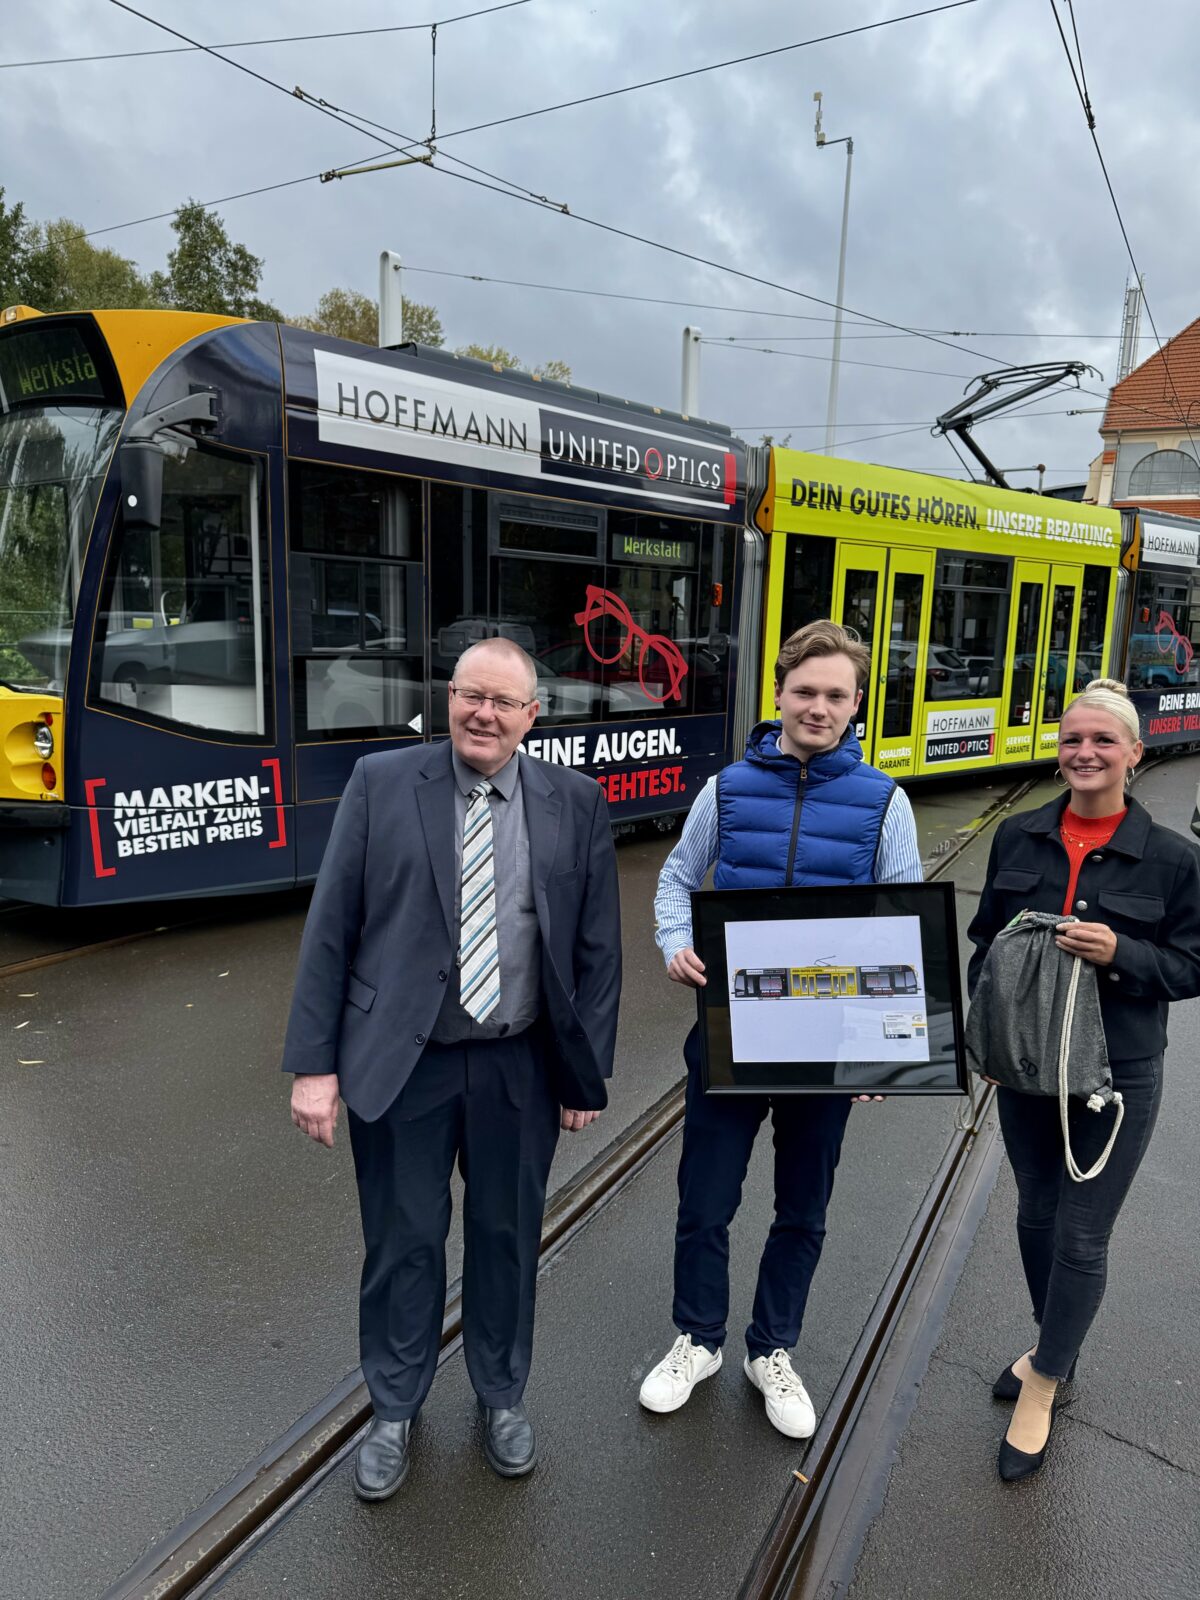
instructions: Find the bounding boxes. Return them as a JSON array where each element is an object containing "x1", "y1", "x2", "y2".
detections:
[
  {"x1": 824, "y1": 136, "x2": 853, "y2": 454},
  {"x1": 681, "y1": 325, "x2": 702, "y2": 415},
  {"x1": 378, "y1": 250, "x2": 404, "y2": 346}
]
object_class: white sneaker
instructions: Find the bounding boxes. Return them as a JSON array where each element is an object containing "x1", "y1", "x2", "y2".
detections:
[
  {"x1": 639, "y1": 1333, "x2": 722, "y2": 1413},
  {"x1": 744, "y1": 1349, "x2": 817, "y2": 1439}
]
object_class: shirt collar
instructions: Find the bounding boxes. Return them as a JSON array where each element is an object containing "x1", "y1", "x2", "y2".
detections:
[
  {"x1": 451, "y1": 746, "x2": 520, "y2": 800},
  {"x1": 1021, "y1": 792, "x2": 1150, "y2": 858}
]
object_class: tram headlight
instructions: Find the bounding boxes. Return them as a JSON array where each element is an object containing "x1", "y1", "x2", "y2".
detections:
[{"x1": 33, "y1": 723, "x2": 54, "y2": 759}]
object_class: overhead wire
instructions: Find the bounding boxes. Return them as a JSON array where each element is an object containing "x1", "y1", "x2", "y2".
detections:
[
  {"x1": 94, "y1": 0, "x2": 1024, "y2": 379},
  {"x1": 700, "y1": 338, "x2": 978, "y2": 381},
  {"x1": 105, "y1": 0, "x2": 402, "y2": 155},
  {"x1": 354, "y1": 0, "x2": 991, "y2": 150},
  {"x1": 80, "y1": 0, "x2": 1020, "y2": 381},
  {"x1": 1, "y1": 4, "x2": 530, "y2": 68},
  {"x1": 1049, "y1": 0, "x2": 1200, "y2": 455}
]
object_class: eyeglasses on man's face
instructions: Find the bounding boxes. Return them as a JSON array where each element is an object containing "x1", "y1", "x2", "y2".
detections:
[{"x1": 450, "y1": 685, "x2": 536, "y2": 716}]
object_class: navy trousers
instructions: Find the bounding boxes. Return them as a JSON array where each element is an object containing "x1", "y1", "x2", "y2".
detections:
[
  {"x1": 996, "y1": 1053, "x2": 1163, "y2": 1381},
  {"x1": 672, "y1": 1025, "x2": 853, "y2": 1359},
  {"x1": 347, "y1": 1031, "x2": 560, "y2": 1420}
]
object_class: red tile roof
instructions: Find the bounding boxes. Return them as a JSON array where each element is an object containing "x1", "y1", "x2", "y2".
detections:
[
  {"x1": 1103, "y1": 315, "x2": 1200, "y2": 431},
  {"x1": 1112, "y1": 496, "x2": 1200, "y2": 521}
]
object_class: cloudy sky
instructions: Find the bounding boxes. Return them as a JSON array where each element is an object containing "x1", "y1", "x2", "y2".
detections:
[{"x1": 5, "y1": 0, "x2": 1198, "y2": 488}]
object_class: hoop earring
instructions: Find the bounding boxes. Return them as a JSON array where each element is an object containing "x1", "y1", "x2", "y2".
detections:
[{"x1": 1053, "y1": 767, "x2": 1069, "y2": 787}]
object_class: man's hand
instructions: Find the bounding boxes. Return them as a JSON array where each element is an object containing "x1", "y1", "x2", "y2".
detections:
[
  {"x1": 561, "y1": 1108, "x2": 601, "y2": 1133},
  {"x1": 667, "y1": 948, "x2": 707, "y2": 988},
  {"x1": 852, "y1": 1094, "x2": 886, "y2": 1103},
  {"x1": 1055, "y1": 920, "x2": 1118, "y2": 967},
  {"x1": 291, "y1": 1073, "x2": 340, "y2": 1148}
]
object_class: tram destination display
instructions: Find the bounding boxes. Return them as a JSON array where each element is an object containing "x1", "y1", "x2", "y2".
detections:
[{"x1": 691, "y1": 882, "x2": 967, "y2": 1095}]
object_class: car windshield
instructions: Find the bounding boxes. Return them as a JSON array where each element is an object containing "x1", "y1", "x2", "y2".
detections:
[{"x1": 0, "y1": 404, "x2": 122, "y2": 689}]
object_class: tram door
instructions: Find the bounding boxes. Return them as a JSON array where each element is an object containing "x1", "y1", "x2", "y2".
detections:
[
  {"x1": 832, "y1": 544, "x2": 887, "y2": 756},
  {"x1": 1002, "y1": 561, "x2": 1083, "y2": 764},
  {"x1": 873, "y1": 550, "x2": 934, "y2": 779},
  {"x1": 1034, "y1": 565, "x2": 1083, "y2": 762}
]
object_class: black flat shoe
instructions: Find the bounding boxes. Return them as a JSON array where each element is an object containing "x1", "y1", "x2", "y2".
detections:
[
  {"x1": 479, "y1": 1400, "x2": 537, "y2": 1478},
  {"x1": 992, "y1": 1355, "x2": 1077, "y2": 1402},
  {"x1": 353, "y1": 1416, "x2": 414, "y2": 1501},
  {"x1": 997, "y1": 1405, "x2": 1056, "y2": 1483}
]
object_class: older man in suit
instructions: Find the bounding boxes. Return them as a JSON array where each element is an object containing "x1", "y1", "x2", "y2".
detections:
[{"x1": 285, "y1": 637, "x2": 621, "y2": 1500}]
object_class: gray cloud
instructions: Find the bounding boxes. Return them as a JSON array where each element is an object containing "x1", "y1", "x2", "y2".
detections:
[{"x1": 5, "y1": 0, "x2": 1197, "y2": 485}]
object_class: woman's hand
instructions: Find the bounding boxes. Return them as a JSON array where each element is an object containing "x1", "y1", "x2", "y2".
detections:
[{"x1": 1054, "y1": 920, "x2": 1118, "y2": 967}]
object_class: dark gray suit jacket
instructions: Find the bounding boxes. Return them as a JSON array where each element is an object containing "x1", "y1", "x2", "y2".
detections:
[{"x1": 281, "y1": 741, "x2": 622, "y2": 1121}]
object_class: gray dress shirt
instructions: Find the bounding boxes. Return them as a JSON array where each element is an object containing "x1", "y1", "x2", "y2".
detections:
[{"x1": 430, "y1": 748, "x2": 543, "y2": 1042}]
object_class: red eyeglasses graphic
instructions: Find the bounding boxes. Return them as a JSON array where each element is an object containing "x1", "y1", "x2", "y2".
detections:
[
  {"x1": 573, "y1": 585, "x2": 689, "y2": 704},
  {"x1": 1154, "y1": 609, "x2": 1195, "y2": 677}
]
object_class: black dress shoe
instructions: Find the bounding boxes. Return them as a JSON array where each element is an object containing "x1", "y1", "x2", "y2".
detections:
[
  {"x1": 992, "y1": 1355, "x2": 1077, "y2": 1402},
  {"x1": 997, "y1": 1405, "x2": 1056, "y2": 1483},
  {"x1": 479, "y1": 1401, "x2": 537, "y2": 1477},
  {"x1": 353, "y1": 1416, "x2": 414, "y2": 1501}
]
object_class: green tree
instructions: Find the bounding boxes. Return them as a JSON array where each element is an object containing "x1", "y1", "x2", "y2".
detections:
[
  {"x1": 0, "y1": 187, "x2": 58, "y2": 309},
  {"x1": 149, "y1": 200, "x2": 281, "y2": 319},
  {"x1": 294, "y1": 285, "x2": 444, "y2": 346},
  {"x1": 456, "y1": 343, "x2": 571, "y2": 382},
  {"x1": 30, "y1": 219, "x2": 157, "y2": 312}
]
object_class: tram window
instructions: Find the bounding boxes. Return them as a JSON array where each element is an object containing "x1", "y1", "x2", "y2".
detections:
[
  {"x1": 1007, "y1": 581, "x2": 1042, "y2": 727},
  {"x1": 928, "y1": 554, "x2": 1010, "y2": 698},
  {"x1": 91, "y1": 448, "x2": 272, "y2": 740},
  {"x1": 293, "y1": 464, "x2": 417, "y2": 560},
  {"x1": 1075, "y1": 565, "x2": 1111, "y2": 687},
  {"x1": 289, "y1": 463, "x2": 424, "y2": 739},
  {"x1": 429, "y1": 487, "x2": 724, "y2": 728},
  {"x1": 780, "y1": 535, "x2": 834, "y2": 642},
  {"x1": 880, "y1": 572, "x2": 925, "y2": 738},
  {"x1": 1128, "y1": 567, "x2": 1199, "y2": 688},
  {"x1": 841, "y1": 568, "x2": 878, "y2": 735},
  {"x1": 1043, "y1": 583, "x2": 1077, "y2": 723}
]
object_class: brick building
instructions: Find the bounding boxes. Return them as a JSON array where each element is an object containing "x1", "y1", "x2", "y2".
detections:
[{"x1": 1085, "y1": 315, "x2": 1200, "y2": 519}]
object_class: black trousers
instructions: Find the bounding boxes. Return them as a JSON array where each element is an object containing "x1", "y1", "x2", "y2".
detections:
[
  {"x1": 347, "y1": 1031, "x2": 560, "y2": 1421},
  {"x1": 672, "y1": 1025, "x2": 853, "y2": 1359},
  {"x1": 996, "y1": 1053, "x2": 1163, "y2": 1381}
]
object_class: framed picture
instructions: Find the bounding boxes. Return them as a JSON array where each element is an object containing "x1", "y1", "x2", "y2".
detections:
[{"x1": 691, "y1": 882, "x2": 967, "y2": 1095}]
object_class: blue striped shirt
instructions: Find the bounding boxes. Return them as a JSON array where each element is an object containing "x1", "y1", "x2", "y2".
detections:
[{"x1": 654, "y1": 769, "x2": 924, "y2": 965}]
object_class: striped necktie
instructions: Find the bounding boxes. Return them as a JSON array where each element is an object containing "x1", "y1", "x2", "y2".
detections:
[{"x1": 459, "y1": 780, "x2": 500, "y2": 1022}]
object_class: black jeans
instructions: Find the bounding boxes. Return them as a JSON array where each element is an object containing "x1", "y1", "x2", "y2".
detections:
[{"x1": 996, "y1": 1053, "x2": 1163, "y2": 1381}]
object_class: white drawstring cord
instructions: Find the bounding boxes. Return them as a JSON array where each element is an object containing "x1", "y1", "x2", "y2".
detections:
[{"x1": 1058, "y1": 950, "x2": 1125, "y2": 1182}]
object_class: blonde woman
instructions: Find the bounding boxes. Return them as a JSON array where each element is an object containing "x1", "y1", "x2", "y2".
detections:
[{"x1": 967, "y1": 680, "x2": 1200, "y2": 1480}]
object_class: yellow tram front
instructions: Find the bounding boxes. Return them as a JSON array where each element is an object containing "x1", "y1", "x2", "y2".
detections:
[{"x1": 755, "y1": 450, "x2": 1123, "y2": 780}]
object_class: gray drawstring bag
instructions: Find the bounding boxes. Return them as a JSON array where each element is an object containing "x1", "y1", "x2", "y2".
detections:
[{"x1": 966, "y1": 910, "x2": 1125, "y2": 1183}]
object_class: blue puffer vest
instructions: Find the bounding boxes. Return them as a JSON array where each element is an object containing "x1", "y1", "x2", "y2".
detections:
[{"x1": 714, "y1": 721, "x2": 895, "y2": 889}]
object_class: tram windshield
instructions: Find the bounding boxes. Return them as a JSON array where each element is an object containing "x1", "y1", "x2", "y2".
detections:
[{"x1": 0, "y1": 403, "x2": 122, "y2": 690}]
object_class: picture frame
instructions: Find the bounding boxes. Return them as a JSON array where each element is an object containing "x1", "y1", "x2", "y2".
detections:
[{"x1": 691, "y1": 881, "x2": 968, "y2": 1095}]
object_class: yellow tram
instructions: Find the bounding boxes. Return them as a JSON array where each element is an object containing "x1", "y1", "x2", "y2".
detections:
[
  {"x1": 754, "y1": 451, "x2": 1123, "y2": 781},
  {"x1": 733, "y1": 963, "x2": 920, "y2": 999}
]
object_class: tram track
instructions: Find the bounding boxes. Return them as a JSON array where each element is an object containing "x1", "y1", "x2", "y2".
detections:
[{"x1": 95, "y1": 772, "x2": 1043, "y2": 1600}]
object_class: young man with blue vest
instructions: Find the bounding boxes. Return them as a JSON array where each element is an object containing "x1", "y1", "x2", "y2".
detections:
[{"x1": 640, "y1": 619, "x2": 923, "y2": 1436}]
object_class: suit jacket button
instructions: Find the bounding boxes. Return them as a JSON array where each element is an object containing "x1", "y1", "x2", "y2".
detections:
[
  {"x1": 1075, "y1": 900, "x2": 1087, "y2": 911},
  {"x1": 415, "y1": 1032, "x2": 427, "y2": 1045},
  {"x1": 1109, "y1": 973, "x2": 1120, "y2": 983},
  {"x1": 437, "y1": 970, "x2": 448, "y2": 982}
]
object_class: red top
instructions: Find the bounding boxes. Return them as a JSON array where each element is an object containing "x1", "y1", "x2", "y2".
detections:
[{"x1": 1059, "y1": 805, "x2": 1126, "y2": 914}]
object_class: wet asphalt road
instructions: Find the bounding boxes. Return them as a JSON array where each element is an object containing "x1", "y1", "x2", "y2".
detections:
[
  {"x1": 845, "y1": 756, "x2": 1200, "y2": 1600},
  {"x1": 0, "y1": 777, "x2": 1037, "y2": 1598}
]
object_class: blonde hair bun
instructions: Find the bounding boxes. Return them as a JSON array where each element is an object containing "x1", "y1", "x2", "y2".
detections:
[{"x1": 1065, "y1": 677, "x2": 1141, "y2": 742}]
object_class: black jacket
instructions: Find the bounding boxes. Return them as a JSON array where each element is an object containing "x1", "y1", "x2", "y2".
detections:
[{"x1": 967, "y1": 794, "x2": 1200, "y2": 1061}]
